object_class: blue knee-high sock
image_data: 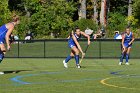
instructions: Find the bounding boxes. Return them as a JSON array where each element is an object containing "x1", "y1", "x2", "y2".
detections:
[
  {"x1": 0, "y1": 55, "x2": 2, "y2": 63},
  {"x1": 65, "y1": 55, "x2": 72, "y2": 63},
  {"x1": 74, "y1": 55, "x2": 79, "y2": 65},
  {"x1": 120, "y1": 53, "x2": 125, "y2": 62},
  {"x1": 0, "y1": 52, "x2": 4, "y2": 63},
  {"x1": 126, "y1": 54, "x2": 129, "y2": 63}
]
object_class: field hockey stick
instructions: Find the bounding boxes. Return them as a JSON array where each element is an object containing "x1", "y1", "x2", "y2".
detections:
[
  {"x1": 84, "y1": 45, "x2": 89, "y2": 53},
  {"x1": 80, "y1": 45, "x2": 89, "y2": 64}
]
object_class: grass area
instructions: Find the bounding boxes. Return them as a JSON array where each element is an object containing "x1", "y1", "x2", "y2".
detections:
[
  {"x1": 0, "y1": 58, "x2": 140, "y2": 93},
  {"x1": 4, "y1": 40, "x2": 140, "y2": 58}
]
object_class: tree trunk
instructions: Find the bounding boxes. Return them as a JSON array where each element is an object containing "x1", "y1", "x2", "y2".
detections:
[
  {"x1": 128, "y1": 0, "x2": 132, "y2": 25},
  {"x1": 79, "y1": 0, "x2": 86, "y2": 19},
  {"x1": 128, "y1": 0, "x2": 132, "y2": 16},
  {"x1": 100, "y1": 0, "x2": 107, "y2": 27},
  {"x1": 93, "y1": 0, "x2": 98, "y2": 24}
]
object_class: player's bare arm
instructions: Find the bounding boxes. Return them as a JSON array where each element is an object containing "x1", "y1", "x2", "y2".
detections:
[
  {"x1": 129, "y1": 33, "x2": 135, "y2": 45},
  {"x1": 81, "y1": 31, "x2": 91, "y2": 45},
  {"x1": 5, "y1": 24, "x2": 14, "y2": 50},
  {"x1": 72, "y1": 34, "x2": 84, "y2": 56},
  {"x1": 121, "y1": 34, "x2": 125, "y2": 49}
]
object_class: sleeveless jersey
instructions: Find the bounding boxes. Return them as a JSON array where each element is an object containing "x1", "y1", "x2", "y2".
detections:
[
  {"x1": 0, "y1": 24, "x2": 8, "y2": 39},
  {"x1": 124, "y1": 32, "x2": 132, "y2": 44},
  {"x1": 68, "y1": 33, "x2": 81, "y2": 48}
]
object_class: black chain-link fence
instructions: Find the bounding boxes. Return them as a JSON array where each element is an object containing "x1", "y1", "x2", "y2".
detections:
[{"x1": 5, "y1": 39, "x2": 140, "y2": 59}]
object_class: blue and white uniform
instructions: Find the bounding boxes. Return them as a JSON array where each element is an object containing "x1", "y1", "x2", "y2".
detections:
[
  {"x1": 114, "y1": 33, "x2": 122, "y2": 39},
  {"x1": 0, "y1": 24, "x2": 8, "y2": 44},
  {"x1": 68, "y1": 33, "x2": 81, "y2": 48},
  {"x1": 124, "y1": 32, "x2": 133, "y2": 48}
]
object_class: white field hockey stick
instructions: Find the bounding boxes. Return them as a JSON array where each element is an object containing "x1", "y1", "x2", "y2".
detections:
[{"x1": 80, "y1": 45, "x2": 89, "y2": 64}]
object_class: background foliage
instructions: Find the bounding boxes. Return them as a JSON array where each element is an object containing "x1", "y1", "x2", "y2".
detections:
[{"x1": 0, "y1": 0, "x2": 140, "y2": 39}]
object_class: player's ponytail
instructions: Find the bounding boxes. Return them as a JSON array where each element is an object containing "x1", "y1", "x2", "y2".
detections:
[{"x1": 70, "y1": 30, "x2": 74, "y2": 37}]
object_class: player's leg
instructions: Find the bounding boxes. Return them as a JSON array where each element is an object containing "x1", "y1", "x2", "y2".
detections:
[
  {"x1": 71, "y1": 46, "x2": 81, "y2": 68},
  {"x1": 125, "y1": 47, "x2": 131, "y2": 65},
  {"x1": 63, "y1": 50, "x2": 75, "y2": 68},
  {"x1": 0, "y1": 43, "x2": 6, "y2": 63},
  {"x1": 0, "y1": 43, "x2": 6, "y2": 75},
  {"x1": 0, "y1": 50, "x2": 4, "y2": 63},
  {"x1": 65, "y1": 50, "x2": 75, "y2": 63},
  {"x1": 119, "y1": 46, "x2": 127, "y2": 65},
  {"x1": 63, "y1": 43, "x2": 76, "y2": 68}
]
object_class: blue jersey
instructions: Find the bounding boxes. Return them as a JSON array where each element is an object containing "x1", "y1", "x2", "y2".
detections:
[
  {"x1": 114, "y1": 33, "x2": 120, "y2": 39},
  {"x1": 123, "y1": 32, "x2": 133, "y2": 48},
  {"x1": 0, "y1": 24, "x2": 8, "y2": 44},
  {"x1": 68, "y1": 33, "x2": 81, "y2": 48},
  {"x1": 124, "y1": 32, "x2": 132, "y2": 43}
]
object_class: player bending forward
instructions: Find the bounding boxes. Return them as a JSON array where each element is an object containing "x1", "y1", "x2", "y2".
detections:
[
  {"x1": 63, "y1": 27, "x2": 90, "y2": 68},
  {"x1": 0, "y1": 15, "x2": 20, "y2": 74},
  {"x1": 119, "y1": 27, "x2": 135, "y2": 65}
]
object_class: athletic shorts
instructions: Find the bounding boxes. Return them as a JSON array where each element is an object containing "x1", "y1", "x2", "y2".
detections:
[
  {"x1": 0, "y1": 38, "x2": 5, "y2": 44},
  {"x1": 123, "y1": 43, "x2": 132, "y2": 48},
  {"x1": 68, "y1": 42, "x2": 77, "y2": 48}
]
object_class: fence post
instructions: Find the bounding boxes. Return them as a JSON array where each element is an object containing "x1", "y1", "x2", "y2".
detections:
[
  {"x1": 44, "y1": 40, "x2": 46, "y2": 58},
  {"x1": 99, "y1": 40, "x2": 101, "y2": 59}
]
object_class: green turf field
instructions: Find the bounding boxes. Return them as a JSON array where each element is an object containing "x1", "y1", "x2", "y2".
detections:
[{"x1": 0, "y1": 58, "x2": 140, "y2": 93}]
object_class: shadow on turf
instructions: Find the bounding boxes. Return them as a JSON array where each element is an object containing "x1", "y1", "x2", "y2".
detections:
[
  {"x1": 3, "y1": 70, "x2": 32, "y2": 74},
  {"x1": 67, "y1": 66, "x2": 87, "y2": 68}
]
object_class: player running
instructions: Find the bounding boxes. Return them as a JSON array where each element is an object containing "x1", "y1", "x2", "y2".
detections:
[
  {"x1": 63, "y1": 27, "x2": 90, "y2": 68},
  {"x1": 119, "y1": 27, "x2": 135, "y2": 65},
  {"x1": 0, "y1": 15, "x2": 20, "y2": 74}
]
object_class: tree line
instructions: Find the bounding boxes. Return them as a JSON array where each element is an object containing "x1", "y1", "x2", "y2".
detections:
[{"x1": 0, "y1": 0, "x2": 140, "y2": 39}]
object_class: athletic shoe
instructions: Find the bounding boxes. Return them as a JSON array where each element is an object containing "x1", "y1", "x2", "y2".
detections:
[
  {"x1": 63, "y1": 60, "x2": 68, "y2": 68},
  {"x1": 76, "y1": 64, "x2": 81, "y2": 68},
  {"x1": 125, "y1": 63, "x2": 130, "y2": 65},
  {"x1": 119, "y1": 62, "x2": 122, "y2": 65},
  {"x1": 0, "y1": 72, "x2": 4, "y2": 75}
]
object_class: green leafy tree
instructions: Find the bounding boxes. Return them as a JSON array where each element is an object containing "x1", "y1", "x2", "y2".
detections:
[
  {"x1": 22, "y1": 0, "x2": 76, "y2": 38},
  {"x1": 73, "y1": 18, "x2": 98, "y2": 32},
  {"x1": 133, "y1": 0, "x2": 140, "y2": 24},
  {"x1": 109, "y1": 0, "x2": 128, "y2": 15},
  {"x1": 107, "y1": 12, "x2": 127, "y2": 37},
  {"x1": 0, "y1": 0, "x2": 11, "y2": 25}
]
